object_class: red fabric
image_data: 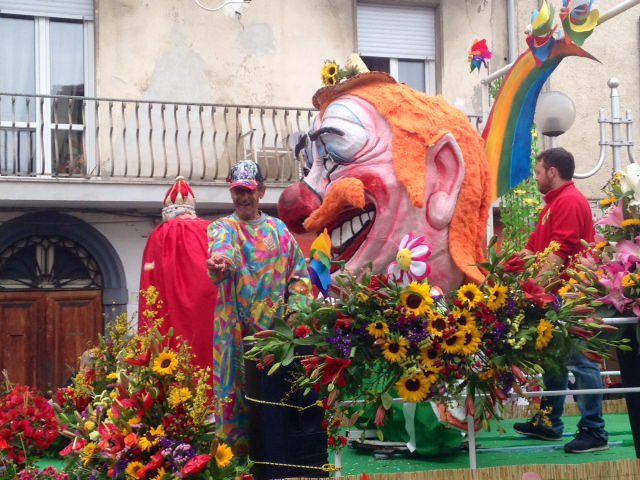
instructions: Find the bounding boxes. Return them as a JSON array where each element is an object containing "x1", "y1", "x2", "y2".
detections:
[
  {"x1": 525, "y1": 181, "x2": 595, "y2": 262},
  {"x1": 139, "y1": 217, "x2": 216, "y2": 374}
]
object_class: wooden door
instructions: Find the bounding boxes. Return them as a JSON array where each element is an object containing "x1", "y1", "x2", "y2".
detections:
[{"x1": 0, "y1": 290, "x2": 102, "y2": 393}]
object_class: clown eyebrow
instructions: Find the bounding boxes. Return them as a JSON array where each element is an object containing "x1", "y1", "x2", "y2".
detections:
[{"x1": 308, "y1": 126, "x2": 345, "y2": 142}]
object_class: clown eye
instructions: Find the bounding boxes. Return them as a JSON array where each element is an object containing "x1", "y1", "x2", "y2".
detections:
[{"x1": 314, "y1": 103, "x2": 369, "y2": 164}]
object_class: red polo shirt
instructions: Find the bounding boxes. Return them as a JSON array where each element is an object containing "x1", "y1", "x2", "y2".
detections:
[{"x1": 525, "y1": 181, "x2": 595, "y2": 264}]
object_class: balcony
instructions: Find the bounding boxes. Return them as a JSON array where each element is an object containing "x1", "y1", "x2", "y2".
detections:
[
  {"x1": 0, "y1": 92, "x2": 316, "y2": 210},
  {"x1": 0, "y1": 92, "x2": 483, "y2": 211}
]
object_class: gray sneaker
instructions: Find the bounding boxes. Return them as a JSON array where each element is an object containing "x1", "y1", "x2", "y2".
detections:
[{"x1": 564, "y1": 428, "x2": 609, "y2": 453}]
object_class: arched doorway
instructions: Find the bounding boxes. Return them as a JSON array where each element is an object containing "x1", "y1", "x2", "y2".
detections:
[{"x1": 0, "y1": 212, "x2": 127, "y2": 393}]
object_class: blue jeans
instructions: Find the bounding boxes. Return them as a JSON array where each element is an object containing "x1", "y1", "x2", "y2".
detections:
[{"x1": 541, "y1": 352, "x2": 608, "y2": 440}]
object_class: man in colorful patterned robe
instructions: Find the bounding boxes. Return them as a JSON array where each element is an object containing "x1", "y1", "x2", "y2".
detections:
[{"x1": 207, "y1": 160, "x2": 311, "y2": 452}]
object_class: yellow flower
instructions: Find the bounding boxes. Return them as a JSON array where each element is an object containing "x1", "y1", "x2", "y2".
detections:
[
  {"x1": 367, "y1": 320, "x2": 389, "y2": 339},
  {"x1": 428, "y1": 314, "x2": 448, "y2": 337},
  {"x1": 600, "y1": 197, "x2": 617, "y2": 207},
  {"x1": 557, "y1": 284, "x2": 572, "y2": 297},
  {"x1": 81, "y1": 442, "x2": 96, "y2": 466},
  {"x1": 535, "y1": 319, "x2": 554, "y2": 351},
  {"x1": 441, "y1": 330, "x2": 466, "y2": 355},
  {"x1": 153, "y1": 351, "x2": 179, "y2": 376},
  {"x1": 623, "y1": 274, "x2": 636, "y2": 288},
  {"x1": 150, "y1": 425, "x2": 166, "y2": 437},
  {"x1": 84, "y1": 420, "x2": 96, "y2": 431},
  {"x1": 396, "y1": 372, "x2": 432, "y2": 402},
  {"x1": 128, "y1": 416, "x2": 142, "y2": 425},
  {"x1": 420, "y1": 346, "x2": 441, "y2": 367},
  {"x1": 152, "y1": 467, "x2": 167, "y2": 480},
  {"x1": 215, "y1": 443, "x2": 234, "y2": 468},
  {"x1": 523, "y1": 197, "x2": 540, "y2": 205},
  {"x1": 107, "y1": 372, "x2": 119, "y2": 380},
  {"x1": 486, "y1": 284, "x2": 508, "y2": 311},
  {"x1": 382, "y1": 337, "x2": 409, "y2": 363},
  {"x1": 139, "y1": 435, "x2": 156, "y2": 452},
  {"x1": 458, "y1": 326, "x2": 482, "y2": 356},
  {"x1": 595, "y1": 241, "x2": 608, "y2": 251},
  {"x1": 400, "y1": 282, "x2": 433, "y2": 316},
  {"x1": 621, "y1": 219, "x2": 640, "y2": 228},
  {"x1": 453, "y1": 309, "x2": 476, "y2": 328},
  {"x1": 477, "y1": 369, "x2": 496, "y2": 381},
  {"x1": 125, "y1": 461, "x2": 144, "y2": 478},
  {"x1": 321, "y1": 62, "x2": 339, "y2": 86},
  {"x1": 457, "y1": 283, "x2": 483, "y2": 309},
  {"x1": 512, "y1": 189, "x2": 526, "y2": 195},
  {"x1": 169, "y1": 387, "x2": 193, "y2": 408}
]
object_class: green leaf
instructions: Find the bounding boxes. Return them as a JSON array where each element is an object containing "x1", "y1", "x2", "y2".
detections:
[
  {"x1": 381, "y1": 392, "x2": 393, "y2": 410},
  {"x1": 267, "y1": 362, "x2": 281, "y2": 376},
  {"x1": 281, "y1": 344, "x2": 295, "y2": 366},
  {"x1": 376, "y1": 429, "x2": 384, "y2": 441}
]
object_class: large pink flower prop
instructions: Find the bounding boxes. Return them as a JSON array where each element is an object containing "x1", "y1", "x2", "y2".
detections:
[
  {"x1": 386, "y1": 233, "x2": 431, "y2": 286},
  {"x1": 595, "y1": 201, "x2": 624, "y2": 228}
]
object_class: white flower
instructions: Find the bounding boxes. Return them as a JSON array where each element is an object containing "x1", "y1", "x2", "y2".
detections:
[
  {"x1": 386, "y1": 233, "x2": 431, "y2": 286},
  {"x1": 619, "y1": 163, "x2": 640, "y2": 206}
]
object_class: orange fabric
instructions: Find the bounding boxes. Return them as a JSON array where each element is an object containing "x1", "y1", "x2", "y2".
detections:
[
  {"x1": 303, "y1": 177, "x2": 366, "y2": 231},
  {"x1": 318, "y1": 81, "x2": 490, "y2": 284}
]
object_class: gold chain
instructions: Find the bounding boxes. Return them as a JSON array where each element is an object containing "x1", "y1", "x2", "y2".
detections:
[
  {"x1": 244, "y1": 394, "x2": 321, "y2": 411},
  {"x1": 249, "y1": 458, "x2": 339, "y2": 473}
]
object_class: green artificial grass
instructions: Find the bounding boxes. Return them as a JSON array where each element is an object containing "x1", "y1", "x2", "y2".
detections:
[{"x1": 334, "y1": 413, "x2": 636, "y2": 476}]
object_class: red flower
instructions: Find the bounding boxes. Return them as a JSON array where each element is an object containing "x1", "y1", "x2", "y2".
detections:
[
  {"x1": 182, "y1": 453, "x2": 211, "y2": 475},
  {"x1": 334, "y1": 313, "x2": 353, "y2": 330},
  {"x1": 368, "y1": 275, "x2": 382, "y2": 290},
  {"x1": 327, "y1": 436, "x2": 336, "y2": 447},
  {"x1": 321, "y1": 356, "x2": 351, "y2": 387},
  {"x1": 59, "y1": 438, "x2": 86, "y2": 456},
  {"x1": 374, "y1": 406, "x2": 386, "y2": 427},
  {"x1": 520, "y1": 278, "x2": 555, "y2": 307},
  {"x1": 504, "y1": 253, "x2": 526, "y2": 273},
  {"x1": 300, "y1": 355, "x2": 323, "y2": 376},
  {"x1": 339, "y1": 436, "x2": 348, "y2": 446},
  {"x1": 124, "y1": 348, "x2": 151, "y2": 366},
  {"x1": 294, "y1": 325, "x2": 312, "y2": 338}
]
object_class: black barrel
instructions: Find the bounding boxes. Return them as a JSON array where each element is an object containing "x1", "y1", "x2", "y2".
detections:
[{"x1": 244, "y1": 344, "x2": 328, "y2": 480}]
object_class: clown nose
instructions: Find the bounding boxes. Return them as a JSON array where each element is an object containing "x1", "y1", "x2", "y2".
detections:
[{"x1": 278, "y1": 182, "x2": 321, "y2": 234}]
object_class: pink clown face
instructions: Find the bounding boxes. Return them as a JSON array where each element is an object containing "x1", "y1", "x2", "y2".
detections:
[{"x1": 279, "y1": 94, "x2": 467, "y2": 292}]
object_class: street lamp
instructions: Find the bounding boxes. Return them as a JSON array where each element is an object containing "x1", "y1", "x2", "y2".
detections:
[{"x1": 534, "y1": 91, "x2": 577, "y2": 147}]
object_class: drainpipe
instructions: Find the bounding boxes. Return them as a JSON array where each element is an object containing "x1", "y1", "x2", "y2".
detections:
[{"x1": 506, "y1": 0, "x2": 518, "y2": 63}]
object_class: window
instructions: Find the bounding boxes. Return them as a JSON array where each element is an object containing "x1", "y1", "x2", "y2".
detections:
[
  {"x1": 357, "y1": 2, "x2": 437, "y2": 94},
  {"x1": 0, "y1": 1, "x2": 94, "y2": 176}
]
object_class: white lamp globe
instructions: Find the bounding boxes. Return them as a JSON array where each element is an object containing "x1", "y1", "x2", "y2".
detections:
[{"x1": 534, "y1": 91, "x2": 576, "y2": 137}]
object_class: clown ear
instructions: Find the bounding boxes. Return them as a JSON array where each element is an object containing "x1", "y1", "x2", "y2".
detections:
[{"x1": 425, "y1": 133, "x2": 465, "y2": 230}]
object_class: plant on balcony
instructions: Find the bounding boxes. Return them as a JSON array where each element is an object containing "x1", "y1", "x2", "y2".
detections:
[
  {"x1": 244, "y1": 236, "x2": 623, "y2": 448},
  {"x1": 53, "y1": 287, "x2": 246, "y2": 480}
]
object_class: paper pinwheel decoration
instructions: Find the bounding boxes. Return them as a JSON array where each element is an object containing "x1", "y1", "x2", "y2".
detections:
[
  {"x1": 309, "y1": 229, "x2": 332, "y2": 297},
  {"x1": 526, "y1": 0, "x2": 558, "y2": 66},
  {"x1": 560, "y1": 0, "x2": 599, "y2": 46},
  {"x1": 468, "y1": 39, "x2": 492, "y2": 73},
  {"x1": 386, "y1": 233, "x2": 431, "y2": 287}
]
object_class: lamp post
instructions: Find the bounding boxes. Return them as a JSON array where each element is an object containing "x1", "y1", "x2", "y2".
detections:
[{"x1": 534, "y1": 90, "x2": 577, "y2": 148}]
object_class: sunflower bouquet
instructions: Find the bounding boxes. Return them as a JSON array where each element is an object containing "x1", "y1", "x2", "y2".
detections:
[
  {"x1": 245, "y1": 235, "x2": 620, "y2": 446},
  {"x1": 53, "y1": 287, "x2": 245, "y2": 480}
]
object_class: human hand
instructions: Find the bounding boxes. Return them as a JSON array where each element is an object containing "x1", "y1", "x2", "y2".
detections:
[{"x1": 207, "y1": 255, "x2": 233, "y2": 276}]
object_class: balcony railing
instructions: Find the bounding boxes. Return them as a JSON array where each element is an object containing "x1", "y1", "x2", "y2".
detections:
[
  {"x1": 0, "y1": 92, "x2": 317, "y2": 184},
  {"x1": 0, "y1": 92, "x2": 484, "y2": 185}
]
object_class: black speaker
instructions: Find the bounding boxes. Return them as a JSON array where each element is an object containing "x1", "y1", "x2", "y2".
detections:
[{"x1": 244, "y1": 344, "x2": 328, "y2": 480}]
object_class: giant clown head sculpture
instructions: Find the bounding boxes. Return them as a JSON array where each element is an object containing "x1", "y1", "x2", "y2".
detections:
[{"x1": 278, "y1": 72, "x2": 490, "y2": 293}]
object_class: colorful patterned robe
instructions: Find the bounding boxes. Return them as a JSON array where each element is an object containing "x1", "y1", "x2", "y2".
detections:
[{"x1": 207, "y1": 212, "x2": 311, "y2": 449}]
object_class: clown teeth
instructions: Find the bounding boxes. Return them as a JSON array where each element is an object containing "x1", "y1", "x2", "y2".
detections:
[{"x1": 330, "y1": 211, "x2": 375, "y2": 252}]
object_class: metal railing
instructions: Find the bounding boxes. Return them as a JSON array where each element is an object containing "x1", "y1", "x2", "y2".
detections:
[{"x1": 0, "y1": 92, "x2": 316, "y2": 183}]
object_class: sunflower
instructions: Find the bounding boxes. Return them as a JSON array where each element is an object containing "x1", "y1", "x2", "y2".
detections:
[
  {"x1": 168, "y1": 387, "x2": 192, "y2": 408},
  {"x1": 215, "y1": 443, "x2": 234, "y2": 468},
  {"x1": 125, "y1": 461, "x2": 144, "y2": 478},
  {"x1": 453, "y1": 309, "x2": 476, "y2": 329},
  {"x1": 441, "y1": 330, "x2": 466, "y2": 355},
  {"x1": 621, "y1": 219, "x2": 640, "y2": 228},
  {"x1": 458, "y1": 326, "x2": 483, "y2": 356},
  {"x1": 320, "y1": 62, "x2": 339, "y2": 86},
  {"x1": 153, "y1": 351, "x2": 179, "y2": 376},
  {"x1": 420, "y1": 345, "x2": 441, "y2": 367},
  {"x1": 382, "y1": 336, "x2": 409, "y2": 363},
  {"x1": 396, "y1": 372, "x2": 432, "y2": 402},
  {"x1": 486, "y1": 284, "x2": 508, "y2": 311},
  {"x1": 400, "y1": 282, "x2": 434, "y2": 316},
  {"x1": 457, "y1": 283, "x2": 483, "y2": 309},
  {"x1": 535, "y1": 319, "x2": 554, "y2": 350},
  {"x1": 428, "y1": 314, "x2": 448, "y2": 337},
  {"x1": 367, "y1": 320, "x2": 390, "y2": 338}
]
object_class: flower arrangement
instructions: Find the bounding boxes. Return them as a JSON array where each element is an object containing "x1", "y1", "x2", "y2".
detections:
[
  {"x1": 0, "y1": 464, "x2": 69, "y2": 480},
  {"x1": 245, "y1": 236, "x2": 620, "y2": 447},
  {"x1": 53, "y1": 287, "x2": 245, "y2": 480},
  {"x1": 0, "y1": 379, "x2": 60, "y2": 465}
]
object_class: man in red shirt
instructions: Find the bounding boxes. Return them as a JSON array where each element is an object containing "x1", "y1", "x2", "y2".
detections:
[{"x1": 514, "y1": 148, "x2": 608, "y2": 453}]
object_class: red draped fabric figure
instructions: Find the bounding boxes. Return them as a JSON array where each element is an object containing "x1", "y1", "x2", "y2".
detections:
[{"x1": 138, "y1": 177, "x2": 217, "y2": 374}]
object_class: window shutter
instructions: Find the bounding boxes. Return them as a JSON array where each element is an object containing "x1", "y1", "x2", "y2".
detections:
[
  {"x1": 357, "y1": 3, "x2": 436, "y2": 60},
  {"x1": 0, "y1": 0, "x2": 94, "y2": 20}
]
